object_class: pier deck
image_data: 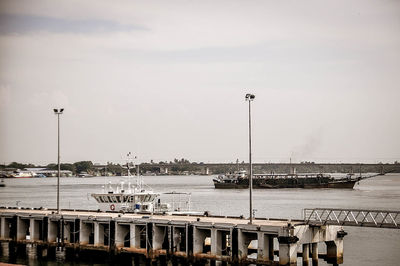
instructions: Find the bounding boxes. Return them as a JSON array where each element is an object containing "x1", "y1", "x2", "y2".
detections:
[{"x1": 0, "y1": 208, "x2": 346, "y2": 265}]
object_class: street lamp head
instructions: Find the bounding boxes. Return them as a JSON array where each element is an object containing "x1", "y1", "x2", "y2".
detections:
[
  {"x1": 245, "y1": 94, "x2": 255, "y2": 101},
  {"x1": 53, "y1": 108, "x2": 64, "y2": 114}
]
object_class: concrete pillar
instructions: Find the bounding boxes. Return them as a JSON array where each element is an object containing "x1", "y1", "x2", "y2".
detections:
[
  {"x1": 115, "y1": 223, "x2": 130, "y2": 248},
  {"x1": 302, "y1": 244, "x2": 310, "y2": 266},
  {"x1": 48, "y1": 220, "x2": 58, "y2": 242},
  {"x1": 257, "y1": 232, "x2": 273, "y2": 261},
  {"x1": 193, "y1": 228, "x2": 208, "y2": 254},
  {"x1": 312, "y1": 243, "x2": 318, "y2": 266},
  {"x1": 131, "y1": 224, "x2": 141, "y2": 248},
  {"x1": 326, "y1": 240, "x2": 343, "y2": 265},
  {"x1": 211, "y1": 228, "x2": 221, "y2": 255},
  {"x1": 237, "y1": 230, "x2": 248, "y2": 261},
  {"x1": 63, "y1": 222, "x2": 71, "y2": 243},
  {"x1": 210, "y1": 228, "x2": 223, "y2": 266},
  {"x1": 279, "y1": 243, "x2": 298, "y2": 266},
  {"x1": 153, "y1": 225, "x2": 165, "y2": 250},
  {"x1": 0, "y1": 217, "x2": 4, "y2": 239},
  {"x1": 80, "y1": 221, "x2": 91, "y2": 245},
  {"x1": 30, "y1": 219, "x2": 40, "y2": 241},
  {"x1": 94, "y1": 222, "x2": 104, "y2": 246},
  {"x1": 17, "y1": 217, "x2": 29, "y2": 241},
  {"x1": 0, "y1": 217, "x2": 10, "y2": 239}
]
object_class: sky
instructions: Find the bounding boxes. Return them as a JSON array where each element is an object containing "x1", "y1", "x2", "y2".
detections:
[{"x1": 0, "y1": 0, "x2": 399, "y2": 165}]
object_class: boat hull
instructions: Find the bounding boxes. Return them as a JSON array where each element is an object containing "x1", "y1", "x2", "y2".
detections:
[
  {"x1": 213, "y1": 182, "x2": 248, "y2": 189},
  {"x1": 214, "y1": 179, "x2": 357, "y2": 189}
]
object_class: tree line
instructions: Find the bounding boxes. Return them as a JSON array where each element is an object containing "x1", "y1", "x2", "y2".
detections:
[{"x1": 1, "y1": 160, "x2": 400, "y2": 175}]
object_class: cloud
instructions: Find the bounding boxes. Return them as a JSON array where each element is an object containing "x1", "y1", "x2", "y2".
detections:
[{"x1": 0, "y1": 13, "x2": 147, "y2": 35}]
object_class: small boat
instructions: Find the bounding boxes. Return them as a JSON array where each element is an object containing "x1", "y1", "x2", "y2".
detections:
[
  {"x1": 78, "y1": 172, "x2": 93, "y2": 178},
  {"x1": 11, "y1": 170, "x2": 35, "y2": 178}
]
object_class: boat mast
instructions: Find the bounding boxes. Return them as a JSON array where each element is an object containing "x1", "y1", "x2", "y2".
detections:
[
  {"x1": 127, "y1": 152, "x2": 132, "y2": 193},
  {"x1": 134, "y1": 155, "x2": 140, "y2": 191}
]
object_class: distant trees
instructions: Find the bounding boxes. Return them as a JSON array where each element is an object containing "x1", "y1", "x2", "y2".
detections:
[
  {"x1": 73, "y1": 161, "x2": 93, "y2": 174},
  {"x1": 61, "y1": 163, "x2": 76, "y2": 172},
  {"x1": 173, "y1": 158, "x2": 190, "y2": 164},
  {"x1": 2, "y1": 160, "x2": 400, "y2": 174},
  {"x1": 106, "y1": 163, "x2": 123, "y2": 175},
  {"x1": 6, "y1": 162, "x2": 35, "y2": 169},
  {"x1": 46, "y1": 163, "x2": 76, "y2": 172}
]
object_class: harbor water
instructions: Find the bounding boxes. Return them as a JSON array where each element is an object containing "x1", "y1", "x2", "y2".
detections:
[{"x1": 0, "y1": 173, "x2": 399, "y2": 265}]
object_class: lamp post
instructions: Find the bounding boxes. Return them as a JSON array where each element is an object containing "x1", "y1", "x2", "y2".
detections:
[
  {"x1": 245, "y1": 93, "x2": 255, "y2": 224},
  {"x1": 53, "y1": 108, "x2": 64, "y2": 214}
]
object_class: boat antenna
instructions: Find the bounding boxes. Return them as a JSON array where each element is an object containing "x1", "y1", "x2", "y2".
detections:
[
  {"x1": 127, "y1": 152, "x2": 131, "y2": 191},
  {"x1": 103, "y1": 163, "x2": 107, "y2": 193},
  {"x1": 136, "y1": 159, "x2": 141, "y2": 190}
]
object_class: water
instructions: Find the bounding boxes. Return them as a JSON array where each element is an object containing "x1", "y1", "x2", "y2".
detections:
[{"x1": 0, "y1": 174, "x2": 399, "y2": 265}]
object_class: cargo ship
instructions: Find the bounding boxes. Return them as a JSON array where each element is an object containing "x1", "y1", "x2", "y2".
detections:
[{"x1": 213, "y1": 170, "x2": 380, "y2": 189}]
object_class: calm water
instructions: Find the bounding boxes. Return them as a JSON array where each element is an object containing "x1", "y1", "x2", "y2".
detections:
[{"x1": 0, "y1": 174, "x2": 399, "y2": 265}]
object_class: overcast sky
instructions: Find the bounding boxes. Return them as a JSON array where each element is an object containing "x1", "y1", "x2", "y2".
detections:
[{"x1": 0, "y1": 0, "x2": 399, "y2": 165}]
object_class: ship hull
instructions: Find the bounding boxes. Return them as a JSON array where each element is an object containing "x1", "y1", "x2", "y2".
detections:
[
  {"x1": 214, "y1": 179, "x2": 357, "y2": 189},
  {"x1": 213, "y1": 182, "x2": 248, "y2": 189}
]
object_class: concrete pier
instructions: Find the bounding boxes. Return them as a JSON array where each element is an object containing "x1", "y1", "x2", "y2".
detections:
[{"x1": 0, "y1": 208, "x2": 346, "y2": 265}]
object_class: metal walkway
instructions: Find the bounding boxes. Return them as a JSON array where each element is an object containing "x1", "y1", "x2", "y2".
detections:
[{"x1": 303, "y1": 208, "x2": 400, "y2": 229}]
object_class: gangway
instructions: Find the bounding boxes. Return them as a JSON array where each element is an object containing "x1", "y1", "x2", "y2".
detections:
[{"x1": 303, "y1": 208, "x2": 400, "y2": 229}]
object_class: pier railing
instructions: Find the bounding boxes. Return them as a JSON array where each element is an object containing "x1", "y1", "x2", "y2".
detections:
[{"x1": 303, "y1": 208, "x2": 400, "y2": 229}]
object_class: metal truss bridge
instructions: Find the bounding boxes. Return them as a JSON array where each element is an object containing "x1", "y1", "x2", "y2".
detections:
[{"x1": 303, "y1": 208, "x2": 400, "y2": 229}]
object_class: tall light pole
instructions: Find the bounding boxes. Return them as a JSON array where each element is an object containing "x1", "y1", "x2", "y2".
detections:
[
  {"x1": 53, "y1": 108, "x2": 64, "y2": 214},
  {"x1": 245, "y1": 93, "x2": 255, "y2": 224}
]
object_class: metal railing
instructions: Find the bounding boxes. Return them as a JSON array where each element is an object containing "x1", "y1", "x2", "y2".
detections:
[{"x1": 303, "y1": 208, "x2": 400, "y2": 229}]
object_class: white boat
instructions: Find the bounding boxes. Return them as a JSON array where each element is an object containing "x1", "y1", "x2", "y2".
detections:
[
  {"x1": 11, "y1": 170, "x2": 36, "y2": 178},
  {"x1": 91, "y1": 153, "x2": 200, "y2": 215}
]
